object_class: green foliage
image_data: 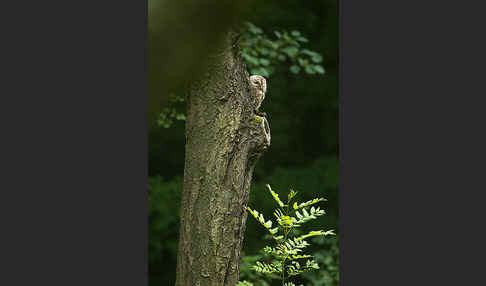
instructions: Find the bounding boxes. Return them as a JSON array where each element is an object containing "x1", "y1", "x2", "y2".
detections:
[
  {"x1": 148, "y1": 3, "x2": 339, "y2": 285},
  {"x1": 146, "y1": 156, "x2": 339, "y2": 285},
  {"x1": 156, "y1": 94, "x2": 186, "y2": 128},
  {"x1": 155, "y1": 18, "x2": 326, "y2": 130},
  {"x1": 148, "y1": 176, "x2": 182, "y2": 285},
  {"x1": 240, "y1": 22, "x2": 325, "y2": 77},
  {"x1": 156, "y1": 20, "x2": 326, "y2": 130},
  {"x1": 301, "y1": 236, "x2": 339, "y2": 286},
  {"x1": 243, "y1": 184, "x2": 335, "y2": 286},
  {"x1": 250, "y1": 156, "x2": 339, "y2": 235},
  {"x1": 148, "y1": 176, "x2": 182, "y2": 262},
  {"x1": 239, "y1": 250, "x2": 279, "y2": 286},
  {"x1": 240, "y1": 235, "x2": 340, "y2": 286},
  {"x1": 240, "y1": 233, "x2": 306, "y2": 286},
  {"x1": 147, "y1": 155, "x2": 339, "y2": 285}
]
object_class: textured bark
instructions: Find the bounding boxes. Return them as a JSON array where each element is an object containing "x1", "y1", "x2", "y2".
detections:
[{"x1": 175, "y1": 31, "x2": 271, "y2": 286}]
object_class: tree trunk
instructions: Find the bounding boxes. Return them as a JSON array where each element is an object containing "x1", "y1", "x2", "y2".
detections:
[{"x1": 175, "y1": 31, "x2": 271, "y2": 286}]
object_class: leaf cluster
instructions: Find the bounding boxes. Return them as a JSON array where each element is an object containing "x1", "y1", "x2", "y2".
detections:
[
  {"x1": 148, "y1": 176, "x2": 182, "y2": 263},
  {"x1": 156, "y1": 21, "x2": 326, "y2": 130},
  {"x1": 244, "y1": 184, "x2": 335, "y2": 285},
  {"x1": 302, "y1": 236, "x2": 340, "y2": 286},
  {"x1": 156, "y1": 94, "x2": 186, "y2": 128},
  {"x1": 239, "y1": 249, "x2": 280, "y2": 286},
  {"x1": 240, "y1": 22, "x2": 325, "y2": 77}
]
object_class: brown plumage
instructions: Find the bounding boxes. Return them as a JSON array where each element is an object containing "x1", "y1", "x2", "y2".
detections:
[{"x1": 249, "y1": 75, "x2": 267, "y2": 116}]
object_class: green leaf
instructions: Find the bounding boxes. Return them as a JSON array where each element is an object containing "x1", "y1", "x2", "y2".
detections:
[
  {"x1": 282, "y1": 32, "x2": 291, "y2": 42},
  {"x1": 249, "y1": 68, "x2": 259, "y2": 75},
  {"x1": 293, "y1": 198, "x2": 326, "y2": 210},
  {"x1": 314, "y1": 65, "x2": 325, "y2": 74},
  {"x1": 274, "y1": 31, "x2": 282, "y2": 38},
  {"x1": 295, "y1": 211, "x2": 303, "y2": 219},
  {"x1": 259, "y1": 58, "x2": 270, "y2": 66},
  {"x1": 262, "y1": 39, "x2": 274, "y2": 48},
  {"x1": 302, "y1": 208, "x2": 309, "y2": 217},
  {"x1": 247, "y1": 207, "x2": 278, "y2": 237},
  {"x1": 311, "y1": 54, "x2": 323, "y2": 63},
  {"x1": 291, "y1": 30, "x2": 301, "y2": 37},
  {"x1": 266, "y1": 184, "x2": 285, "y2": 207},
  {"x1": 288, "y1": 189, "x2": 298, "y2": 202},
  {"x1": 300, "y1": 49, "x2": 318, "y2": 57},
  {"x1": 243, "y1": 54, "x2": 260, "y2": 67},
  {"x1": 246, "y1": 22, "x2": 263, "y2": 34},
  {"x1": 297, "y1": 36, "x2": 308, "y2": 43},
  {"x1": 252, "y1": 67, "x2": 270, "y2": 77},
  {"x1": 259, "y1": 48, "x2": 270, "y2": 56},
  {"x1": 290, "y1": 65, "x2": 301, "y2": 74},
  {"x1": 268, "y1": 41, "x2": 279, "y2": 50},
  {"x1": 298, "y1": 58, "x2": 308, "y2": 67},
  {"x1": 281, "y1": 47, "x2": 299, "y2": 58},
  {"x1": 175, "y1": 113, "x2": 186, "y2": 120},
  {"x1": 305, "y1": 65, "x2": 316, "y2": 74}
]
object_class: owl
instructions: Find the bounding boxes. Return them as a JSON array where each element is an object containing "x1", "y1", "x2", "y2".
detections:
[{"x1": 249, "y1": 75, "x2": 267, "y2": 116}]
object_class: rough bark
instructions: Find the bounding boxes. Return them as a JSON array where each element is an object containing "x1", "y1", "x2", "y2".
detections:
[{"x1": 175, "y1": 31, "x2": 271, "y2": 286}]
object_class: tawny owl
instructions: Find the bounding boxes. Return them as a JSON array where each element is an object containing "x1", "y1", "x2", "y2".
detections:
[{"x1": 249, "y1": 75, "x2": 267, "y2": 117}]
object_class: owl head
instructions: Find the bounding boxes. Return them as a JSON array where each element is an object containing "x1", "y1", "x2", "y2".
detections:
[{"x1": 249, "y1": 75, "x2": 267, "y2": 94}]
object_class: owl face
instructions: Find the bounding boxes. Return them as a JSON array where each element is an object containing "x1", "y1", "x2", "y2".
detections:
[{"x1": 250, "y1": 75, "x2": 267, "y2": 93}]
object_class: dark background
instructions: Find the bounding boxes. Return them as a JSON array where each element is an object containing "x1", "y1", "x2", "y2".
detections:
[
  {"x1": 3, "y1": 0, "x2": 485, "y2": 286},
  {"x1": 148, "y1": 0, "x2": 339, "y2": 285}
]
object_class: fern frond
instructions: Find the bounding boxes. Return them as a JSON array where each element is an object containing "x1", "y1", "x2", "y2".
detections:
[
  {"x1": 276, "y1": 237, "x2": 310, "y2": 258},
  {"x1": 263, "y1": 245, "x2": 287, "y2": 259},
  {"x1": 296, "y1": 229, "x2": 336, "y2": 241},
  {"x1": 273, "y1": 208, "x2": 284, "y2": 220},
  {"x1": 247, "y1": 207, "x2": 277, "y2": 236},
  {"x1": 266, "y1": 184, "x2": 285, "y2": 207},
  {"x1": 278, "y1": 215, "x2": 293, "y2": 228},
  {"x1": 287, "y1": 189, "x2": 298, "y2": 202},
  {"x1": 287, "y1": 259, "x2": 319, "y2": 276},
  {"x1": 246, "y1": 183, "x2": 336, "y2": 286},
  {"x1": 253, "y1": 261, "x2": 282, "y2": 274},
  {"x1": 292, "y1": 197, "x2": 326, "y2": 210},
  {"x1": 292, "y1": 206, "x2": 326, "y2": 226},
  {"x1": 289, "y1": 254, "x2": 313, "y2": 260}
]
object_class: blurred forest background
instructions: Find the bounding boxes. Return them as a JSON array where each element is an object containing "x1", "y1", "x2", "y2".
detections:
[{"x1": 148, "y1": 0, "x2": 338, "y2": 285}]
